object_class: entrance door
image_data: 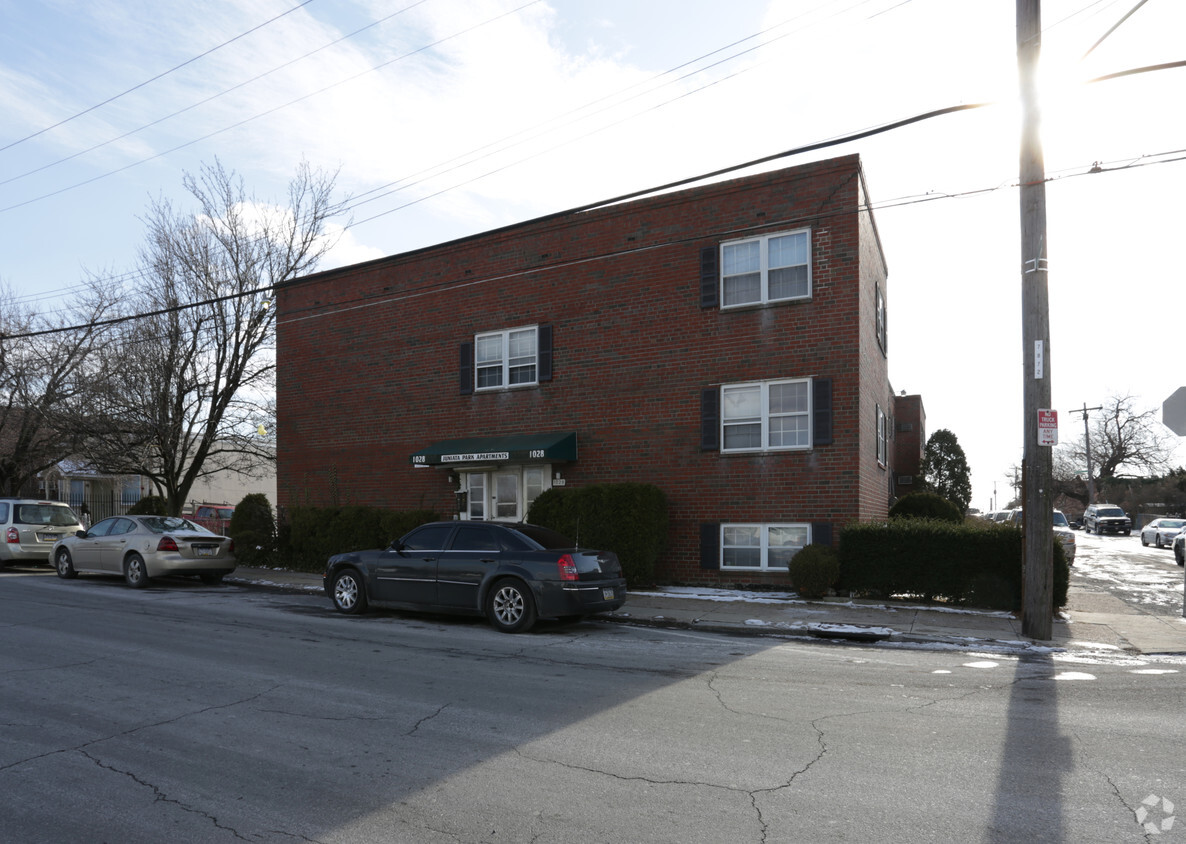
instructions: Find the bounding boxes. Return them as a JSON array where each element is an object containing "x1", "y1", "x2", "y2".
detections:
[{"x1": 492, "y1": 472, "x2": 520, "y2": 521}]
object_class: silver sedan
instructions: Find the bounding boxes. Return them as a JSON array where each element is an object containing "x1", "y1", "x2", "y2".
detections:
[
  {"x1": 1140, "y1": 518, "x2": 1186, "y2": 549},
  {"x1": 52, "y1": 515, "x2": 236, "y2": 587}
]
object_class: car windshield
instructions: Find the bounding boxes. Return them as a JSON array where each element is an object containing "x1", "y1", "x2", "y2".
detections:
[
  {"x1": 1053, "y1": 512, "x2": 1069, "y2": 528},
  {"x1": 1160, "y1": 519, "x2": 1185, "y2": 529},
  {"x1": 138, "y1": 517, "x2": 209, "y2": 534},
  {"x1": 510, "y1": 524, "x2": 577, "y2": 550},
  {"x1": 1099, "y1": 507, "x2": 1125, "y2": 517},
  {"x1": 14, "y1": 503, "x2": 80, "y2": 526}
]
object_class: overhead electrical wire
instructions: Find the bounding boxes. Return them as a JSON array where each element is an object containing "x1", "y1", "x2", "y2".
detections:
[
  {"x1": 0, "y1": 0, "x2": 435, "y2": 189},
  {"x1": 0, "y1": 0, "x2": 544, "y2": 216},
  {"x1": 3, "y1": 1, "x2": 1178, "y2": 314},
  {"x1": 0, "y1": 0, "x2": 318, "y2": 154}
]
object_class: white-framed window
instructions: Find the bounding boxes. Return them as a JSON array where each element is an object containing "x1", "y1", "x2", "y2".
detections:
[
  {"x1": 721, "y1": 229, "x2": 810, "y2": 308},
  {"x1": 875, "y1": 283, "x2": 887, "y2": 352},
  {"x1": 475, "y1": 326, "x2": 538, "y2": 390},
  {"x1": 876, "y1": 404, "x2": 887, "y2": 466},
  {"x1": 462, "y1": 466, "x2": 551, "y2": 522},
  {"x1": 721, "y1": 378, "x2": 811, "y2": 453},
  {"x1": 721, "y1": 523, "x2": 810, "y2": 570}
]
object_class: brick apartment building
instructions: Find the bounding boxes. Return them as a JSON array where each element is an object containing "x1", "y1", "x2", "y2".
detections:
[{"x1": 276, "y1": 154, "x2": 920, "y2": 584}]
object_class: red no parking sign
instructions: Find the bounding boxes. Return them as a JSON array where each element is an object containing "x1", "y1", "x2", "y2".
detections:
[{"x1": 1038, "y1": 409, "x2": 1058, "y2": 446}]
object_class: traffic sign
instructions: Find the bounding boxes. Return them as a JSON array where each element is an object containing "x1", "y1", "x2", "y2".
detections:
[
  {"x1": 1163, "y1": 387, "x2": 1186, "y2": 436},
  {"x1": 1038, "y1": 409, "x2": 1058, "y2": 446}
]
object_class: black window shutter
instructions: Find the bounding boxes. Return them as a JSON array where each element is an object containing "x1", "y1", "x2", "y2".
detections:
[
  {"x1": 813, "y1": 378, "x2": 833, "y2": 446},
  {"x1": 538, "y1": 325, "x2": 553, "y2": 382},
  {"x1": 459, "y1": 342, "x2": 473, "y2": 395},
  {"x1": 699, "y1": 245, "x2": 719, "y2": 309},
  {"x1": 700, "y1": 522, "x2": 720, "y2": 570},
  {"x1": 812, "y1": 522, "x2": 833, "y2": 547},
  {"x1": 700, "y1": 387, "x2": 720, "y2": 450}
]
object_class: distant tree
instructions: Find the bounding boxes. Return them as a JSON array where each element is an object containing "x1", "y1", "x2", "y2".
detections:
[
  {"x1": 0, "y1": 279, "x2": 119, "y2": 495},
  {"x1": 1067, "y1": 394, "x2": 1174, "y2": 501},
  {"x1": 889, "y1": 491, "x2": 964, "y2": 523},
  {"x1": 920, "y1": 428, "x2": 972, "y2": 513},
  {"x1": 79, "y1": 159, "x2": 345, "y2": 514}
]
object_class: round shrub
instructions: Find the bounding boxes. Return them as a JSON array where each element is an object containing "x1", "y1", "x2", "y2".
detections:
[
  {"x1": 787, "y1": 544, "x2": 840, "y2": 599},
  {"x1": 128, "y1": 494, "x2": 168, "y2": 516},
  {"x1": 228, "y1": 493, "x2": 276, "y2": 567},
  {"x1": 889, "y1": 492, "x2": 964, "y2": 523}
]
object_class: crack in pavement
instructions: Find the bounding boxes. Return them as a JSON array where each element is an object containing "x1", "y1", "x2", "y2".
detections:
[
  {"x1": 77, "y1": 747, "x2": 252, "y2": 841},
  {"x1": 0, "y1": 682, "x2": 284, "y2": 773}
]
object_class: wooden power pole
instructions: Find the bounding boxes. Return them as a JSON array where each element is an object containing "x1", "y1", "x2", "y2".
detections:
[{"x1": 1018, "y1": 0, "x2": 1054, "y2": 640}]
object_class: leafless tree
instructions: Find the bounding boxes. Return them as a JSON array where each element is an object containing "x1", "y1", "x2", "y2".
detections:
[
  {"x1": 0, "y1": 279, "x2": 121, "y2": 496},
  {"x1": 1066, "y1": 394, "x2": 1175, "y2": 498},
  {"x1": 80, "y1": 159, "x2": 345, "y2": 514}
]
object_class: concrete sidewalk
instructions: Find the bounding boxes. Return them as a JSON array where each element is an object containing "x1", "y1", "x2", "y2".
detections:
[{"x1": 225, "y1": 566, "x2": 1186, "y2": 656}]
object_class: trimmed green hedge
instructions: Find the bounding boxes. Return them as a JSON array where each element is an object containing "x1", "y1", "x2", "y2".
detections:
[
  {"x1": 227, "y1": 493, "x2": 276, "y2": 567},
  {"x1": 527, "y1": 482, "x2": 667, "y2": 587},
  {"x1": 276, "y1": 506, "x2": 439, "y2": 572},
  {"x1": 836, "y1": 519, "x2": 1068, "y2": 611}
]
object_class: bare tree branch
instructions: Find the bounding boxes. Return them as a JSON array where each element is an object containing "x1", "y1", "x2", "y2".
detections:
[{"x1": 79, "y1": 159, "x2": 344, "y2": 513}]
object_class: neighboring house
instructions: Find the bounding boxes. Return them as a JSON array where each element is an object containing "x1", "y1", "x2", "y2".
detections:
[
  {"x1": 25, "y1": 450, "x2": 276, "y2": 526},
  {"x1": 276, "y1": 154, "x2": 914, "y2": 584},
  {"x1": 28, "y1": 461, "x2": 145, "y2": 525}
]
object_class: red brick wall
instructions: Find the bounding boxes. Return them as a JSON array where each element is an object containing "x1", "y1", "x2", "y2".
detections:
[{"x1": 277, "y1": 154, "x2": 894, "y2": 584}]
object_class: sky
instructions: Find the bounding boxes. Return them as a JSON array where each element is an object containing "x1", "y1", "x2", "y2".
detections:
[{"x1": 2, "y1": 0, "x2": 1184, "y2": 512}]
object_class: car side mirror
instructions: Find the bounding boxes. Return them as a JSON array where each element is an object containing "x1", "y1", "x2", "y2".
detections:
[{"x1": 75, "y1": 529, "x2": 88, "y2": 539}]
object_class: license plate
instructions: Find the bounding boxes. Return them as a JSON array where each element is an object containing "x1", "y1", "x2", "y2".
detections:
[
  {"x1": 195, "y1": 546, "x2": 217, "y2": 557},
  {"x1": 602, "y1": 588, "x2": 615, "y2": 600},
  {"x1": 37, "y1": 533, "x2": 59, "y2": 543}
]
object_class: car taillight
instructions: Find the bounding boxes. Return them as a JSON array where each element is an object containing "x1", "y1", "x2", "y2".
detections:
[
  {"x1": 557, "y1": 553, "x2": 578, "y2": 581},
  {"x1": 5, "y1": 527, "x2": 18, "y2": 544},
  {"x1": 157, "y1": 536, "x2": 179, "y2": 552},
  {"x1": 229, "y1": 539, "x2": 235, "y2": 553}
]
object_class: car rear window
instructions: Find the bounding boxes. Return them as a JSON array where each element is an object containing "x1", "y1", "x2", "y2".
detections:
[
  {"x1": 14, "y1": 503, "x2": 80, "y2": 526},
  {"x1": 140, "y1": 517, "x2": 206, "y2": 534},
  {"x1": 510, "y1": 524, "x2": 576, "y2": 550}
]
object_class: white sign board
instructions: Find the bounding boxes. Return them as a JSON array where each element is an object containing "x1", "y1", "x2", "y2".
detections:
[{"x1": 1038, "y1": 409, "x2": 1058, "y2": 446}]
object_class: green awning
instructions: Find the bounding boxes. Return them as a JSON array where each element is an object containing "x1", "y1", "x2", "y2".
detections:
[{"x1": 410, "y1": 432, "x2": 577, "y2": 467}]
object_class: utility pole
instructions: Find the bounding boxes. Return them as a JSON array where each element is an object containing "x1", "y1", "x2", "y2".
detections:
[
  {"x1": 1070, "y1": 403, "x2": 1102, "y2": 503},
  {"x1": 1018, "y1": 0, "x2": 1054, "y2": 640}
]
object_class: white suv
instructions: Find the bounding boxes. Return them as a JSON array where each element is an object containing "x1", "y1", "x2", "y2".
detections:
[{"x1": 0, "y1": 499, "x2": 85, "y2": 566}]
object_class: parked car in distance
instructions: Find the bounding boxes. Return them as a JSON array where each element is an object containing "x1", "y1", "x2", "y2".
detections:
[
  {"x1": 1004, "y1": 508, "x2": 1076, "y2": 564},
  {"x1": 187, "y1": 503, "x2": 234, "y2": 535},
  {"x1": 1, "y1": 499, "x2": 85, "y2": 566},
  {"x1": 1141, "y1": 518, "x2": 1186, "y2": 549},
  {"x1": 1174, "y1": 531, "x2": 1185, "y2": 566},
  {"x1": 1082, "y1": 504, "x2": 1131, "y2": 535},
  {"x1": 325, "y1": 520, "x2": 627, "y2": 633},
  {"x1": 52, "y1": 515, "x2": 236, "y2": 588}
]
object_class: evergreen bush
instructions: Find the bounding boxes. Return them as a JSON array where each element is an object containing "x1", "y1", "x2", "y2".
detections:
[
  {"x1": 128, "y1": 494, "x2": 168, "y2": 516},
  {"x1": 787, "y1": 544, "x2": 840, "y2": 598},
  {"x1": 837, "y1": 519, "x2": 1068, "y2": 611},
  {"x1": 228, "y1": 493, "x2": 276, "y2": 567},
  {"x1": 275, "y1": 506, "x2": 438, "y2": 571},
  {"x1": 889, "y1": 491, "x2": 964, "y2": 523},
  {"x1": 528, "y1": 482, "x2": 666, "y2": 586}
]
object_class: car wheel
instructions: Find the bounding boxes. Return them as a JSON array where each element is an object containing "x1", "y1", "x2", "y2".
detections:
[
  {"x1": 486, "y1": 579, "x2": 537, "y2": 633},
  {"x1": 124, "y1": 554, "x2": 149, "y2": 589},
  {"x1": 54, "y1": 548, "x2": 77, "y2": 579},
  {"x1": 1094, "y1": 524, "x2": 1101, "y2": 535},
  {"x1": 331, "y1": 569, "x2": 368, "y2": 614},
  {"x1": 1177, "y1": 546, "x2": 1185, "y2": 567},
  {"x1": 1156, "y1": 535, "x2": 1164, "y2": 549},
  {"x1": 199, "y1": 573, "x2": 225, "y2": 585},
  {"x1": 1141, "y1": 535, "x2": 1149, "y2": 546}
]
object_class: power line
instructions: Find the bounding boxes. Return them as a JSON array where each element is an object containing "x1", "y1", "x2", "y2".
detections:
[
  {"x1": 0, "y1": 0, "x2": 318, "y2": 154},
  {"x1": 0, "y1": 0, "x2": 435, "y2": 190}
]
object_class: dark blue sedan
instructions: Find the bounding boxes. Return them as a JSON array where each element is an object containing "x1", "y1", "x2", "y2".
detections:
[{"x1": 324, "y1": 521, "x2": 627, "y2": 633}]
